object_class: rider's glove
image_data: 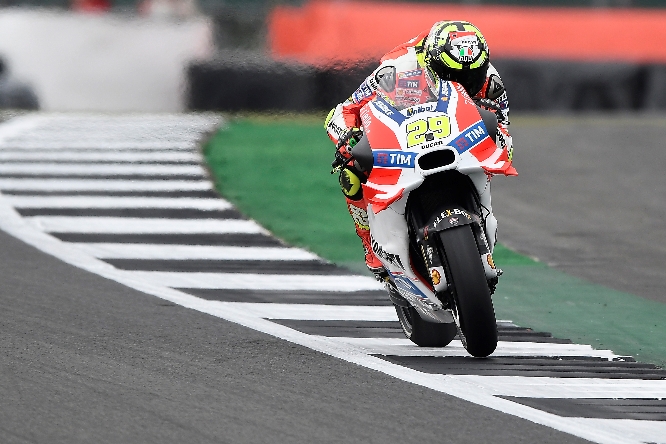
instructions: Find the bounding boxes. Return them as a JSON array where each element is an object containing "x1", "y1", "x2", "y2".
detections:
[
  {"x1": 331, "y1": 127, "x2": 363, "y2": 173},
  {"x1": 474, "y1": 98, "x2": 509, "y2": 125}
]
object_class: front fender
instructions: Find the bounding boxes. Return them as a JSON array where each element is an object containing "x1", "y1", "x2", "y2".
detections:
[{"x1": 416, "y1": 205, "x2": 481, "y2": 241}]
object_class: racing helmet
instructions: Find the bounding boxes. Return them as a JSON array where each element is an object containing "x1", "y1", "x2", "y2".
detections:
[{"x1": 422, "y1": 21, "x2": 490, "y2": 97}]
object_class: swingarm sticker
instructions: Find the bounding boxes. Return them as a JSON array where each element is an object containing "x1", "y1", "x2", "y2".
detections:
[{"x1": 392, "y1": 275, "x2": 428, "y2": 300}]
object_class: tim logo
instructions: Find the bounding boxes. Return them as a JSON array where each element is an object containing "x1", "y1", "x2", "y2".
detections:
[
  {"x1": 398, "y1": 79, "x2": 420, "y2": 89},
  {"x1": 374, "y1": 151, "x2": 417, "y2": 168},
  {"x1": 452, "y1": 124, "x2": 489, "y2": 153},
  {"x1": 464, "y1": 125, "x2": 487, "y2": 143}
]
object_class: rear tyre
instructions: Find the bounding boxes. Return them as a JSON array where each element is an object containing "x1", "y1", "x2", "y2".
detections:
[
  {"x1": 394, "y1": 304, "x2": 457, "y2": 347},
  {"x1": 439, "y1": 225, "x2": 497, "y2": 357}
]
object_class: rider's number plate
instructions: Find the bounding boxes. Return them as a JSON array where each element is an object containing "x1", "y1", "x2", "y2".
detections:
[{"x1": 406, "y1": 116, "x2": 451, "y2": 148}]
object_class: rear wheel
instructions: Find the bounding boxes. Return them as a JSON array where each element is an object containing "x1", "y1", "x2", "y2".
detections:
[
  {"x1": 439, "y1": 225, "x2": 497, "y2": 357},
  {"x1": 394, "y1": 304, "x2": 457, "y2": 347}
]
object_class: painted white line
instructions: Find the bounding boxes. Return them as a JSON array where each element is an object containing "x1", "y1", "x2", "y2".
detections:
[
  {"x1": 6, "y1": 196, "x2": 233, "y2": 210},
  {"x1": 0, "y1": 178, "x2": 213, "y2": 191},
  {"x1": 455, "y1": 375, "x2": 666, "y2": 399},
  {"x1": 2, "y1": 113, "x2": 218, "y2": 123},
  {"x1": 0, "y1": 142, "x2": 199, "y2": 150},
  {"x1": 124, "y1": 271, "x2": 383, "y2": 292},
  {"x1": 26, "y1": 216, "x2": 265, "y2": 234},
  {"x1": 564, "y1": 418, "x2": 666, "y2": 443},
  {"x1": 222, "y1": 303, "x2": 396, "y2": 321},
  {"x1": 333, "y1": 337, "x2": 622, "y2": 360},
  {"x1": 0, "y1": 151, "x2": 201, "y2": 162},
  {"x1": 4, "y1": 114, "x2": 220, "y2": 130},
  {"x1": 0, "y1": 114, "x2": 221, "y2": 150},
  {"x1": 0, "y1": 114, "x2": 44, "y2": 145},
  {"x1": 0, "y1": 163, "x2": 205, "y2": 176},
  {"x1": 72, "y1": 243, "x2": 319, "y2": 261},
  {"x1": 0, "y1": 191, "x2": 645, "y2": 444},
  {"x1": 0, "y1": 116, "x2": 658, "y2": 444}
]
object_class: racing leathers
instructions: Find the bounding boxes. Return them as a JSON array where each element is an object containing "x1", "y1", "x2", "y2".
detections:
[{"x1": 325, "y1": 29, "x2": 513, "y2": 275}]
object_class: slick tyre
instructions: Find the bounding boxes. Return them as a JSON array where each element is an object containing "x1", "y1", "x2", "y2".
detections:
[
  {"x1": 394, "y1": 304, "x2": 457, "y2": 347},
  {"x1": 439, "y1": 225, "x2": 498, "y2": 357}
]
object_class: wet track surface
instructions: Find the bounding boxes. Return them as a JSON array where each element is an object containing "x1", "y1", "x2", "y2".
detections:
[{"x1": 0, "y1": 114, "x2": 665, "y2": 443}]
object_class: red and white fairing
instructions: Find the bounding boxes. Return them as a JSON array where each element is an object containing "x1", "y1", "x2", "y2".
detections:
[
  {"x1": 362, "y1": 82, "x2": 515, "y2": 214},
  {"x1": 361, "y1": 81, "x2": 516, "y2": 310}
]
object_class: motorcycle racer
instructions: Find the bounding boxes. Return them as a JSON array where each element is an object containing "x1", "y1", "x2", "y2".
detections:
[{"x1": 325, "y1": 20, "x2": 513, "y2": 280}]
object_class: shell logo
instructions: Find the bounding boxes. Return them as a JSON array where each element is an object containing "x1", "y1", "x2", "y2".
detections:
[{"x1": 431, "y1": 269, "x2": 441, "y2": 286}]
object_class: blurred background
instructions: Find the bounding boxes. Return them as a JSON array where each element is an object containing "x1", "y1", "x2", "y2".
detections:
[{"x1": 0, "y1": 0, "x2": 666, "y2": 112}]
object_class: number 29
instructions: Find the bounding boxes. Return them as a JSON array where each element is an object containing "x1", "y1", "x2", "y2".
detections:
[{"x1": 406, "y1": 116, "x2": 450, "y2": 148}]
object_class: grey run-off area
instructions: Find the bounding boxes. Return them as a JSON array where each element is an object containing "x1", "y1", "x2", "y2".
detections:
[{"x1": 493, "y1": 114, "x2": 666, "y2": 303}]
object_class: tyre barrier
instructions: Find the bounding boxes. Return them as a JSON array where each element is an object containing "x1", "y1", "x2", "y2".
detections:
[{"x1": 186, "y1": 54, "x2": 666, "y2": 112}]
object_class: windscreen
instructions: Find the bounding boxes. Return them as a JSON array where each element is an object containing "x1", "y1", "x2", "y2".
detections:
[{"x1": 375, "y1": 66, "x2": 438, "y2": 111}]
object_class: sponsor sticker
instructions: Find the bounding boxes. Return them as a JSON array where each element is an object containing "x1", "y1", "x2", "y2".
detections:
[
  {"x1": 420, "y1": 139, "x2": 445, "y2": 150},
  {"x1": 396, "y1": 88, "x2": 422, "y2": 97},
  {"x1": 327, "y1": 120, "x2": 346, "y2": 138},
  {"x1": 373, "y1": 151, "x2": 417, "y2": 168},
  {"x1": 432, "y1": 208, "x2": 472, "y2": 227},
  {"x1": 398, "y1": 69, "x2": 423, "y2": 79},
  {"x1": 398, "y1": 79, "x2": 420, "y2": 89},
  {"x1": 393, "y1": 275, "x2": 427, "y2": 299},
  {"x1": 371, "y1": 236, "x2": 404, "y2": 268},
  {"x1": 395, "y1": 95, "x2": 422, "y2": 106},
  {"x1": 360, "y1": 107, "x2": 372, "y2": 132},
  {"x1": 431, "y1": 269, "x2": 441, "y2": 286},
  {"x1": 352, "y1": 80, "x2": 375, "y2": 103},
  {"x1": 405, "y1": 103, "x2": 436, "y2": 117},
  {"x1": 450, "y1": 123, "x2": 489, "y2": 154},
  {"x1": 374, "y1": 100, "x2": 394, "y2": 116}
]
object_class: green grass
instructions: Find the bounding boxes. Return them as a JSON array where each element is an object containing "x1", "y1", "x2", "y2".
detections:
[
  {"x1": 204, "y1": 116, "x2": 666, "y2": 367},
  {"x1": 204, "y1": 116, "x2": 364, "y2": 264}
]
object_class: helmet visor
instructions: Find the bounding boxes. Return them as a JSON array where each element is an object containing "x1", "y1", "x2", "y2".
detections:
[{"x1": 429, "y1": 57, "x2": 488, "y2": 97}]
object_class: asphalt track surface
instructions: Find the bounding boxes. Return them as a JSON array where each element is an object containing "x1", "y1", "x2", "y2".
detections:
[
  {"x1": 493, "y1": 114, "x2": 666, "y2": 303},
  {"x1": 0, "y1": 114, "x2": 664, "y2": 444},
  {"x1": 0, "y1": 227, "x2": 587, "y2": 444}
]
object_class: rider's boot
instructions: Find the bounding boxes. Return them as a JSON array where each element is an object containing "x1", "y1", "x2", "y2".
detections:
[{"x1": 344, "y1": 196, "x2": 384, "y2": 276}]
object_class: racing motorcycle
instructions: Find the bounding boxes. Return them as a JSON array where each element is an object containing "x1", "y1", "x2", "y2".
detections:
[{"x1": 335, "y1": 71, "x2": 516, "y2": 358}]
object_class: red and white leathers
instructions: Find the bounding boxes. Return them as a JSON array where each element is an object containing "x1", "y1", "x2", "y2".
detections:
[{"x1": 326, "y1": 29, "x2": 513, "y2": 273}]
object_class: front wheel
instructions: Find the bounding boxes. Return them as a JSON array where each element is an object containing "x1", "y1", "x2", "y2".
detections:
[
  {"x1": 439, "y1": 225, "x2": 498, "y2": 357},
  {"x1": 394, "y1": 304, "x2": 457, "y2": 347}
]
